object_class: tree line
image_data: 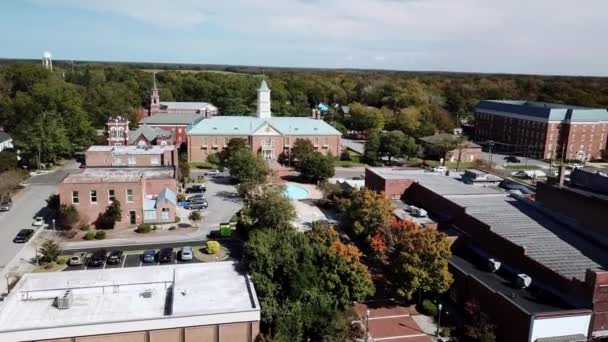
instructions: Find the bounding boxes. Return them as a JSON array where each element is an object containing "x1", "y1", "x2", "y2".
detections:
[{"x1": 2, "y1": 62, "x2": 608, "y2": 167}]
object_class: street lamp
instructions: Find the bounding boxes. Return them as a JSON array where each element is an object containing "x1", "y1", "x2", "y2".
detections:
[
  {"x1": 365, "y1": 309, "x2": 371, "y2": 342},
  {"x1": 52, "y1": 219, "x2": 56, "y2": 237},
  {"x1": 436, "y1": 303, "x2": 443, "y2": 338}
]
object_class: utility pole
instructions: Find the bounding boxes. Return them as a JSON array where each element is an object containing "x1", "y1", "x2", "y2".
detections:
[
  {"x1": 488, "y1": 140, "x2": 495, "y2": 169},
  {"x1": 365, "y1": 309, "x2": 370, "y2": 342}
]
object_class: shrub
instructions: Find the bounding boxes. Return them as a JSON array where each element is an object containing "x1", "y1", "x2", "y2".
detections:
[
  {"x1": 46, "y1": 194, "x2": 60, "y2": 211},
  {"x1": 39, "y1": 240, "x2": 61, "y2": 263},
  {"x1": 57, "y1": 256, "x2": 69, "y2": 265},
  {"x1": 420, "y1": 299, "x2": 438, "y2": 317},
  {"x1": 207, "y1": 153, "x2": 220, "y2": 165},
  {"x1": 206, "y1": 241, "x2": 220, "y2": 254},
  {"x1": 59, "y1": 204, "x2": 80, "y2": 229},
  {"x1": 189, "y1": 210, "x2": 202, "y2": 223},
  {"x1": 168, "y1": 226, "x2": 176, "y2": 231},
  {"x1": 137, "y1": 223, "x2": 152, "y2": 233},
  {"x1": 177, "y1": 193, "x2": 186, "y2": 202},
  {"x1": 84, "y1": 231, "x2": 95, "y2": 240},
  {"x1": 79, "y1": 223, "x2": 91, "y2": 231},
  {"x1": 340, "y1": 150, "x2": 352, "y2": 161},
  {"x1": 94, "y1": 231, "x2": 106, "y2": 240}
]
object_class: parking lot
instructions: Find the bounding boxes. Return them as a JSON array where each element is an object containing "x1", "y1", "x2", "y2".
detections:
[{"x1": 63, "y1": 248, "x2": 206, "y2": 272}]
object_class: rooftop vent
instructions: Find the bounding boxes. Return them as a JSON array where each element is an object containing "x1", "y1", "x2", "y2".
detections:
[
  {"x1": 487, "y1": 258, "x2": 501, "y2": 273},
  {"x1": 234, "y1": 127, "x2": 238, "y2": 130},
  {"x1": 141, "y1": 290, "x2": 153, "y2": 298},
  {"x1": 57, "y1": 290, "x2": 73, "y2": 309},
  {"x1": 515, "y1": 273, "x2": 532, "y2": 289},
  {"x1": 213, "y1": 127, "x2": 217, "y2": 130}
]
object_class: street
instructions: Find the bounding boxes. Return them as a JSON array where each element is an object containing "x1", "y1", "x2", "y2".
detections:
[{"x1": 479, "y1": 151, "x2": 550, "y2": 169}]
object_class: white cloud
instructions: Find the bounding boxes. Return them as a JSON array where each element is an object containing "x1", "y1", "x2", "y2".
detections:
[{"x1": 26, "y1": 0, "x2": 608, "y2": 75}]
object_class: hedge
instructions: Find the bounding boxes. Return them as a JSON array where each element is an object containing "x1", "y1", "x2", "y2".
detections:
[{"x1": 207, "y1": 241, "x2": 220, "y2": 254}]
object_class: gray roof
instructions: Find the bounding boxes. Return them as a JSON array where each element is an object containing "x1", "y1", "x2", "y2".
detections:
[
  {"x1": 446, "y1": 194, "x2": 608, "y2": 281},
  {"x1": 156, "y1": 187, "x2": 177, "y2": 207},
  {"x1": 0, "y1": 131, "x2": 11, "y2": 143},
  {"x1": 129, "y1": 125, "x2": 172, "y2": 144},
  {"x1": 535, "y1": 334, "x2": 587, "y2": 342},
  {"x1": 477, "y1": 100, "x2": 608, "y2": 122},
  {"x1": 160, "y1": 102, "x2": 217, "y2": 111},
  {"x1": 140, "y1": 113, "x2": 204, "y2": 126}
]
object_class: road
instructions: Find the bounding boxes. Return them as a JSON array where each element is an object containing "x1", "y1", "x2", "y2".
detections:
[
  {"x1": 0, "y1": 161, "x2": 81, "y2": 275},
  {"x1": 479, "y1": 151, "x2": 550, "y2": 169}
]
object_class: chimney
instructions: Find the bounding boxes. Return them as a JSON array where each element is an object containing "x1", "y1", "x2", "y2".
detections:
[{"x1": 311, "y1": 109, "x2": 321, "y2": 120}]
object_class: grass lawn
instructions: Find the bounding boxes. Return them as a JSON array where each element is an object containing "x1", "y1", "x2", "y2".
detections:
[
  {"x1": 335, "y1": 151, "x2": 366, "y2": 167},
  {"x1": 503, "y1": 164, "x2": 542, "y2": 170},
  {"x1": 189, "y1": 161, "x2": 218, "y2": 169}
]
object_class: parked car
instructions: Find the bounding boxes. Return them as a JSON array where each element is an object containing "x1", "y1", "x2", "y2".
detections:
[
  {"x1": 204, "y1": 169, "x2": 220, "y2": 176},
  {"x1": 498, "y1": 180, "x2": 534, "y2": 194},
  {"x1": 432, "y1": 166, "x2": 448, "y2": 173},
  {"x1": 180, "y1": 246, "x2": 193, "y2": 261},
  {"x1": 159, "y1": 248, "x2": 174, "y2": 263},
  {"x1": 504, "y1": 156, "x2": 521, "y2": 163},
  {"x1": 410, "y1": 206, "x2": 428, "y2": 218},
  {"x1": 187, "y1": 193, "x2": 206, "y2": 201},
  {"x1": 106, "y1": 250, "x2": 124, "y2": 265},
  {"x1": 13, "y1": 229, "x2": 34, "y2": 243},
  {"x1": 142, "y1": 249, "x2": 156, "y2": 263},
  {"x1": 185, "y1": 201, "x2": 208, "y2": 210},
  {"x1": 88, "y1": 249, "x2": 107, "y2": 267},
  {"x1": 185, "y1": 185, "x2": 206, "y2": 193},
  {"x1": 68, "y1": 252, "x2": 86, "y2": 266},
  {"x1": 32, "y1": 216, "x2": 45, "y2": 227},
  {"x1": 0, "y1": 198, "x2": 12, "y2": 212}
]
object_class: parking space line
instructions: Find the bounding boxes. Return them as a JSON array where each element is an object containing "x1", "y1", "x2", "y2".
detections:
[
  {"x1": 139, "y1": 258, "x2": 142, "y2": 267},
  {"x1": 121, "y1": 255, "x2": 126, "y2": 268}
]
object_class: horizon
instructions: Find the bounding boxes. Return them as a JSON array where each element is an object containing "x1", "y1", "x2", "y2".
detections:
[{"x1": 1, "y1": 1, "x2": 607, "y2": 77}]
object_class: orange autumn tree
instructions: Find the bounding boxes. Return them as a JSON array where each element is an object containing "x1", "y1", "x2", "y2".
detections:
[{"x1": 371, "y1": 218, "x2": 453, "y2": 300}]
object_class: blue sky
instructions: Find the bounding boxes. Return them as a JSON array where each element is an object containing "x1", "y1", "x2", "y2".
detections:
[{"x1": 1, "y1": 0, "x2": 607, "y2": 76}]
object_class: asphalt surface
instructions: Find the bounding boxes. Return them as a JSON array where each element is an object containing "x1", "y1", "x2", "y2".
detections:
[
  {"x1": 479, "y1": 151, "x2": 550, "y2": 169},
  {"x1": 63, "y1": 249, "x2": 206, "y2": 272},
  {"x1": 0, "y1": 162, "x2": 81, "y2": 274}
]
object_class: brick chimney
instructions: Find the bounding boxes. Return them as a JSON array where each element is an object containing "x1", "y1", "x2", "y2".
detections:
[{"x1": 312, "y1": 109, "x2": 321, "y2": 120}]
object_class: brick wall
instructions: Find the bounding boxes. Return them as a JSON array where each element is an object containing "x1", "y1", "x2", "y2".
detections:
[{"x1": 364, "y1": 169, "x2": 415, "y2": 199}]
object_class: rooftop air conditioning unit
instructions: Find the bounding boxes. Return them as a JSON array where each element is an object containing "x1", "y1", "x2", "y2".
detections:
[
  {"x1": 487, "y1": 258, "x2": 501, "y2": 272},
  {"x1": 516, "y1": 274, "x2": 532, "y2": 289},
  {"x1": 57, "y1": 290, "x2": 73, "y2": 309}
]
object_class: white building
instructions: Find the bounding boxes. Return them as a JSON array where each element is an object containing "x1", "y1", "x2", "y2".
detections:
[
  {"x1": 0, "y1": 131, "x2": 13, "y2": 152},
  {"x1": 0, "y1": 262, "x2": 261, "y2": 342}
]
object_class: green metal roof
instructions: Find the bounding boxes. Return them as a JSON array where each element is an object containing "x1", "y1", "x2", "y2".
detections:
[
  {"x1": 140, "y1": 113, "x2": 204, "y2": 125},
  {"x1": 187, "y1": 116, "x2": 342, "y2": 136}
]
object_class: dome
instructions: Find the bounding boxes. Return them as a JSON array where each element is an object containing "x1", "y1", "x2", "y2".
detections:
[{"x1": 43, "y1": 51, "x2": 52, "y2": 58}]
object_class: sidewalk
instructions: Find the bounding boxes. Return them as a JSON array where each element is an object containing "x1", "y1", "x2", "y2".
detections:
[{"x1": 61, "y1": 228, "x2": 206, "y2": 251}]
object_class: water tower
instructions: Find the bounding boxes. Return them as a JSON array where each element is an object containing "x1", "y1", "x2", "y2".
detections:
[{"x1": 42, "y1": 51, "x2": 52, "y2": 70}]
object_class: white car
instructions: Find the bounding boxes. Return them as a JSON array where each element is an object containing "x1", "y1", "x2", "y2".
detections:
[
  {"x1": 204, "y1": 169, "x2": 220, "y2": 176},
  {"x1": 180, "y1": 246, "x2": 193, "y2": 261},
  {"x1": 68, "y1": 253, "x2": 86, "y2": 266},
  {"x1": 432, "y1": 166, "x2": 448, "y2": 173},
  {"x1": 32, "y1": 217, "x2": 45, "y2": 227}
]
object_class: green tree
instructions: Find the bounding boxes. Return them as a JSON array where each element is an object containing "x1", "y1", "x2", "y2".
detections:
[
  {"x1": 340, "y1": 188, "x2": 393, "y2": 237},
  {"x1": 0, "y1": 151, "x2": 18, "y2": 172},
  {"x1": 45, "y1": 194, "x2": 60, "y2": 212},
  {"x1": 96, "y1": 200, "x2": 122, "y2": 229},
  {"x1": 363, "y1": 130, "x2": 381, "y2": 165},
  {"x1": 379, "y1": 130, "x2": 419, "y2": 162},
  {"x1": 463, "y1": 300, "x2": 497, "y2": 342},
  {"x1": 188, "y1": 210, "x2": 202, "y2": 224},
  {"x1": 348, "y1": 103, "x2": 384, "y2": 134},
  {"x1": 296, "y1": 152, "x2": 335, "y2": 182},
  {"x1": 291, "y1": 138, "x2": 315, "y2": 162},
  {"x1": 58, "y1": 204, "x2": 80, "y2": 229},
  {"x1": 371, "y1": 219, "x2": 453, "y2": 300},
  {"x1": 39, "y1": 239, "x2": 61, "y2": 263},
  {"x1": 246, "y1": 185, "x2": 296, "y2": 230},
  {"x1": 225, "y1": 149, "x2": 269, "y2": 187}
]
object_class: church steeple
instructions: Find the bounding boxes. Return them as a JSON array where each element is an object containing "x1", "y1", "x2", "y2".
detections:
[
  {"x1": 256, "y1": 80, "x2": 271, "y2": 119},
  {"x1": 150, "y1": 72, "x2": 160, "y2": 114}
]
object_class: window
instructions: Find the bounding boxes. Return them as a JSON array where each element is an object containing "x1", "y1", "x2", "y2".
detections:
[
  {"x1": 72, "y1": 191, "x2": 79, "y2": 204},
  {"x1": 127, "y1": 189, "x2": 133, "y2": 203},
  {"x1": 151, "y1": 157, "x2": 160, "y2": 165},
  {"x1": 108, "y1": 189, "x2": 115, "y2": 203},
  {"x1": 161, "y1": 208, "x2": 170, "y2": 221},
  {"x1": 128, "y1": 157, "x2": 136, "y2": 165},
  {"x1": 90, "y1": 190, "x2": 97, "y2": 204}
]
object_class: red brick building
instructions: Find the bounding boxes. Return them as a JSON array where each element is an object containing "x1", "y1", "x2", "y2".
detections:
[
  {"x1": 148, "y1": 72, "x2": 218, "y2": 117},
  {"x1": 187, "y1": 81, "x2": 342, "y2": 162},
  {"x1": 85, "y1": 145, "x2": 178, "y2": 172},
  {"x1": 364, "y1": 168, "x2": 608, "y2": 341},
  {"x1": 419, "y1": 133, "x2": 482, "y2": 163},
  {"x1": 140, "y1": 113, "x2": 204, "y2": 146},
  {"x1": 475, "y1": 100, "x2": 608, "y2": 161}
]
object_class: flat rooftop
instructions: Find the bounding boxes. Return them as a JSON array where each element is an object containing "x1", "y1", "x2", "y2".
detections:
[
  {"x1": 367, "y1": 168, "x2": 500, "y2": 196},
  {"x1": 87, "y1": 145, "x2": 175, "y2": 155},
  {"x1": 476, "y1": 100, "x2": 608, "y2": 122},
  {"x1": 450, "y1": 250, "x2": 581, "y2": 314},
  {"x1": 0, "y1": 262, "x2": 259, "y2": 338},
  {"x1": 61, "y1": 167, "x2": 175, "y2": 183}
]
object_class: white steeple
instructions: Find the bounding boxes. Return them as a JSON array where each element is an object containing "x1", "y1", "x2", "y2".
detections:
[{"x1": 256, "y1": 80, "x2": 271, "y2": 119}]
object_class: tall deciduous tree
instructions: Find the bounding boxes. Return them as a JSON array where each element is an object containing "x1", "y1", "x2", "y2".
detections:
[
  {"x1": 296, "y1": 151, "x2": 335, "y2": 182},
  {"x1": 291, "y1": 138, "x2": 315, "y2": 162},
  {"x1": 371, "y1": 219, "x2": 453, "y2": 300},
  {"x1": 339, "y1": 188, "x2": 393, "y2": 237},
  {"x1": 364, "y1": 130, "x2": 381, "y2": 165},
  {"x1": 246, "y1": 185, "x2": 296, "y2": 230}
]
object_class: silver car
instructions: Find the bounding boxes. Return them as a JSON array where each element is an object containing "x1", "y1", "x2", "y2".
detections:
[
  {"x1": 68, "y1": 253, "x2": 85, "y2": 266},
  {"x1": 180, "y1": 246, "x2": 193, "y2": 261}
]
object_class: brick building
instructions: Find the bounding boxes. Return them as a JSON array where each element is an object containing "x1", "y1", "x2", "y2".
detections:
[
  {"x1": 0, "y1": 262, "x2": 260, "y2": 342},
  {"x1": 107, "y1": 116, "x2": 174, "y2": 147},
  {"x1": 475, "y1": 100, "x2": 608, "y2": 161},
  {"x1": 419, "y1": 133, "x2": 482, "y2": 163},
  {"x1": 149, "y1": 72, "x2": 218, "y2": 117},
  {"x1": 364, "y1": 168, "x2": 608, "y2": 341},
  {"x1": 58, "y1": 168, "x2": 177, "y2": 225},
  {"x1": 187, "y1": 81, "x2": 342, "y2": 162},
  {"x1": 85, "y1": 145, "x2": 178, "y2": 171},
  {"x1": 140, "y1": 113, "x2": 204, "y2": 146}
]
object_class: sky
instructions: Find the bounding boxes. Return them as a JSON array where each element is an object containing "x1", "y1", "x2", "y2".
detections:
[{"x1": 0, "y1": 0, "x2": 607, "y2": 76}]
